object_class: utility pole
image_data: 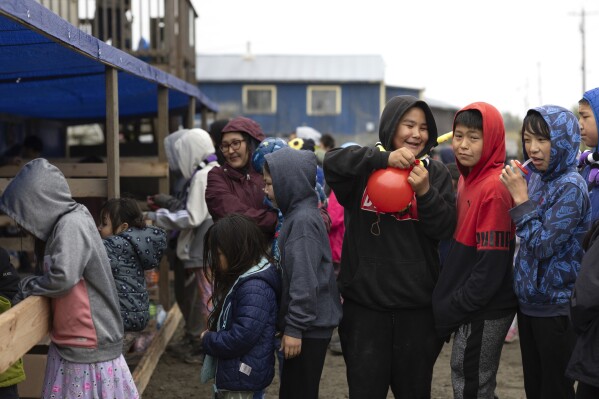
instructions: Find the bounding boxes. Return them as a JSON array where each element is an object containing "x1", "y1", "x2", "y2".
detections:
[
  {"x1": 571, "y1": 8, "x2": 599, "y2": 95},
  {"x1": 581, "y1": 8, "x2": 586, "y2": 94},
  {"x1": 537, "y1": 62, "x2": 542, "y2": 105}
]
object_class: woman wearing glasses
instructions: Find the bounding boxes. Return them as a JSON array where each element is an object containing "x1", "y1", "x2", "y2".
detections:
[{"x1": 206, "y1": 116, "x2": 278, "y2": 237}]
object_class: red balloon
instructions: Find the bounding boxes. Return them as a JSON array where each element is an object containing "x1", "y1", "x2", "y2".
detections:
[{"x1": 366, "y1": 168, "x2": 414, "y2": 213}]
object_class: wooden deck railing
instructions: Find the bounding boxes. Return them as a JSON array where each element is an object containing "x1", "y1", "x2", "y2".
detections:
[{"x1": 0, "y1": 296, "x2": 181, "y2": 394}]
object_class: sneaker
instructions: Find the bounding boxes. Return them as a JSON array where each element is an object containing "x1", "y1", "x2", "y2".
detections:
[
  {"x1": 328, "y1": 329, "x2": 342, "y2": 355},
  {"x1": 504, "y1": 325, "x2": 518, "y2": 343},
  {"x1": 183, "y1": 346, "x2": 205, "y2": 364},
  {"x1": 167, "y1": 335, "x2": 194, "y2": 357}
]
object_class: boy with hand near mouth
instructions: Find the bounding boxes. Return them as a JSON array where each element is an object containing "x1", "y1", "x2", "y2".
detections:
[{"x1": 500, "y1": 105, "x2": 591, "y2": 399}]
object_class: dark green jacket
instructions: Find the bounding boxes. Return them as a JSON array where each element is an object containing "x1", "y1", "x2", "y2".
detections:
[{"x1": 0, "y1": 295, "x2": 25, "y2": 387}]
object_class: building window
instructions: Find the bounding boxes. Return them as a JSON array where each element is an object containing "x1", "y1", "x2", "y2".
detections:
[
  {"x1": 307, "y1": 86, "x2": 341, "y2": 115},
  {"x1": 243, "y1": 85, "x2": 277, "y2": 114}
]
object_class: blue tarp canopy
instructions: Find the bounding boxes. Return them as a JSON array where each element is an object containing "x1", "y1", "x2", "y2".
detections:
[{"x1": 0, "y1": 0, "x2": 218, "y2": 122}]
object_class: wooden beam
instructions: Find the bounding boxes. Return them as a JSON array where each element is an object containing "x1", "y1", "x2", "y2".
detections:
[
  {"x1": 156, "y1": 85, "x2": 171, "y2": 310},
  {"x1": 0, "y1": 296, "x2": 51, "y2": 374},
  {"x1": 0, "y1": 162, "x2": 168, "y2": 178},
  {"x1": 187, "y1": 97, "x2": 196, "y2": 129},
  {"x1": 157, "y1": 86, "x2": 169, "y2": 196},
  {"x1": 201, "y1": 107, "x2": 208, "y2": 130},
  {"x1": 0, "y1": 178, "x2": 107, "y2": 197},
  {"x1": 132, "y1": 304, "x2": 182, "y2": 394},
  {"x1": 0, "y1": 215, "x2": 14, "y2": 227},
  {"x1": 106, "y1": 66, "x2": 120, "y2": 198},
  {"x1": 0, "y1": 237, "x2": 34, "y2": 252}
]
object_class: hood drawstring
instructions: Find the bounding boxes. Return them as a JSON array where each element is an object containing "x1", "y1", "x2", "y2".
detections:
[{"x1": 371, "y1": 213, "x2": 381, "y2": 236}]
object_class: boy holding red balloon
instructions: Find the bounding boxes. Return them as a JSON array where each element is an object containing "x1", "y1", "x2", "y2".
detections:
[
  {"x1": 323, "y1": 95, "x2": 456, "y2": 398},
  {"x1": 432, "y1": 102, "x2": 518, "y2": 398}
]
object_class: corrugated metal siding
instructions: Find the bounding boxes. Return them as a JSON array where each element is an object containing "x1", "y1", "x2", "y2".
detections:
[
  {"x1": 196, "y1": 54, "x2": 385, "y2": 82},
  {"x1": 385, "y1": 87, "x2": 421, "y2": 101},
  {"x1": 198, "y1": 82, "x2": 381, "y2": 136}
]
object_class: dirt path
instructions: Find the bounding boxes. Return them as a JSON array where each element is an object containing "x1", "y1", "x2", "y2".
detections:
[{"x1": 142, "y1": 323, "x2": 525, "y2": 398}]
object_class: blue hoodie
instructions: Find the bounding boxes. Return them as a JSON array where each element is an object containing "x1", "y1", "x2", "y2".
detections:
[
  {"x1": 511, "y1": 105, "x2": 591, "y2": 317},
  {"x1": 580, "y1": 87, "x2": 599, "y2": 223}
]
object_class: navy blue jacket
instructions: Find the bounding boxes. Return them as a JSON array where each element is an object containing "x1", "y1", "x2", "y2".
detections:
[{"x1": 202, "y1": 260, "x2": 281, "y2": 392}]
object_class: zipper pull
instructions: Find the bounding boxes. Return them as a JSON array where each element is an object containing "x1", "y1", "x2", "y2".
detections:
[{"x1": 246, "y1": 173, "x2": 250, "y2": 181}]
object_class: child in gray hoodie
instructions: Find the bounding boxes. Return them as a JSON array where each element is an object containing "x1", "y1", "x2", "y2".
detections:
[
  {"x1": 0, "y1": 159, "x2": 138, "y2": 399},
  {"x1": 263, "y1": 147, "x2": 342, "y2": 399}
]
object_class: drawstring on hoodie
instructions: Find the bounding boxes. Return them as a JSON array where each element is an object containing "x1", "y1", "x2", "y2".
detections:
[{"x1": 371, "y1": 213, "x2": 381, "y2": 236}]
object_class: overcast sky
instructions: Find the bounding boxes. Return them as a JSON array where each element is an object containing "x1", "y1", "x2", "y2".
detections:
[{"x1": 192, "y1": 0, "x2": 599, "y2": 118}]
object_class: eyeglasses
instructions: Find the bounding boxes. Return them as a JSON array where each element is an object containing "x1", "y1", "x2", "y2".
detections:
[{"x1": 219, "y1": 139, "x2": 245, "y2": 152}]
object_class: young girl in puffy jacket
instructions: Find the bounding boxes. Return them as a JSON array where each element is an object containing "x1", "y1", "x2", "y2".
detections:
[
  {"x1": 200, "y1": 214, "x2": 281, "y2": 399},
  {"x1": 98, "y1": 198, "x2": 167, "y2": 352}
]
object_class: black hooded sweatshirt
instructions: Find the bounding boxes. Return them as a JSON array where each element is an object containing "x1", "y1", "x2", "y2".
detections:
[
  {"x1": 566, "y1": 222, "x2": 599, "y2": 387},
  {"x1": 323, "y1": 96, "x2": 456, "y2": 311},
  {"x1": 0, "y1": 247, "x2": 19, "y2": 300}
]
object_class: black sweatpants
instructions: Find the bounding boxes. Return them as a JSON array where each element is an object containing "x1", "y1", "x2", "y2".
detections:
[
  {"x1": 339, "y1": 300, "x2": 444, "y2": 399},
  {"x1": 279, "y1": 337, "x2": 329, "y2": 399},
  {"x1": 0, "y1": 385, "x2": 19, "y2": 399},
  {"x1": 518, "y1": 312, "x2": 576, "y2": 399},
  {"x1": 576, "y1": 381, "x2": 599, "y2": 399}
]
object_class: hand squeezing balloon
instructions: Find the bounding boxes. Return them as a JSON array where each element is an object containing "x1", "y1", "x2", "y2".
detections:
[{"x1": 366, "y1": 162, "x2": 416, "y2": 213}]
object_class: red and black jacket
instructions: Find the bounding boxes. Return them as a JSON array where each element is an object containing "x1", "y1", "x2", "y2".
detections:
[{"x1": 432, "y1": 102, "x2": 518, "y2": 338}]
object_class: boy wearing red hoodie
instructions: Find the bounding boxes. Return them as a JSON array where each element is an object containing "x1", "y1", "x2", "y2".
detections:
[{"x1": 433, "y1": 103, "x2": 518, "y2": 398}]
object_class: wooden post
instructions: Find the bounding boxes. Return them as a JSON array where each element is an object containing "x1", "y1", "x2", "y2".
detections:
[
  {"x1": 165, "y1": 1, "x2": 176, "y2": 76},
  {"x1": 187, "y1": 97, "x2": 196, "y2": 128},
  {"x1": 157, "y1": 86, "x2": 169, "y2": 193},
  {"x1": 157, "y1": 85, "x2": 170, "y2": 310},
  {"x1": 201, "y1": 107, "x2": 208, "y2": 130},
  {"x1": 106, "y1": 66, "x2": 120, "y2": 199}
]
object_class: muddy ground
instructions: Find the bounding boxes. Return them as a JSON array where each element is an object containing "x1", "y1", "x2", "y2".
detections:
[{"x1": 141, "y1": 321, "x2": 525, "y2": 398}]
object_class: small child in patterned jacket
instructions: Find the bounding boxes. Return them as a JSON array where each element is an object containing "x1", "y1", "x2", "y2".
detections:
[{"x1": 98, "y1": 198, "x2": 167, "y2": 352}]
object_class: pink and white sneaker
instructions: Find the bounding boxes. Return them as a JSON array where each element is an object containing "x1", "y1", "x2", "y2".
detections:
[{"x1": 504, "y1": 320, "x2": 519, "y2": 343}]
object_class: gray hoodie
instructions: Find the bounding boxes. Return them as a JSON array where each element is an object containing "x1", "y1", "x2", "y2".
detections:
[
  {"x1": 148, "y1": 129, "x2": 217, "y2": 268},
  {"x1": 264, "y1": 147, "x2": 342, "y2": 339},
  {"x1": 0, "y1": 159, "x2": 123, "y2": 363}
]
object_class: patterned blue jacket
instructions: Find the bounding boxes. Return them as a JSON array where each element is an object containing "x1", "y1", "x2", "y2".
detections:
[
  {"x1": 511, "y1": 105, "x2": 591, "y2": 317},
  {"x1": 202, "y1": 259, "x2": 281, "y2": 392},
  {"x1": 580, "y1": 87, "x2": 599, "y2": 223},
  {"x1": 103, "y1": 226, "x2": 167, "y2": 331}
]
